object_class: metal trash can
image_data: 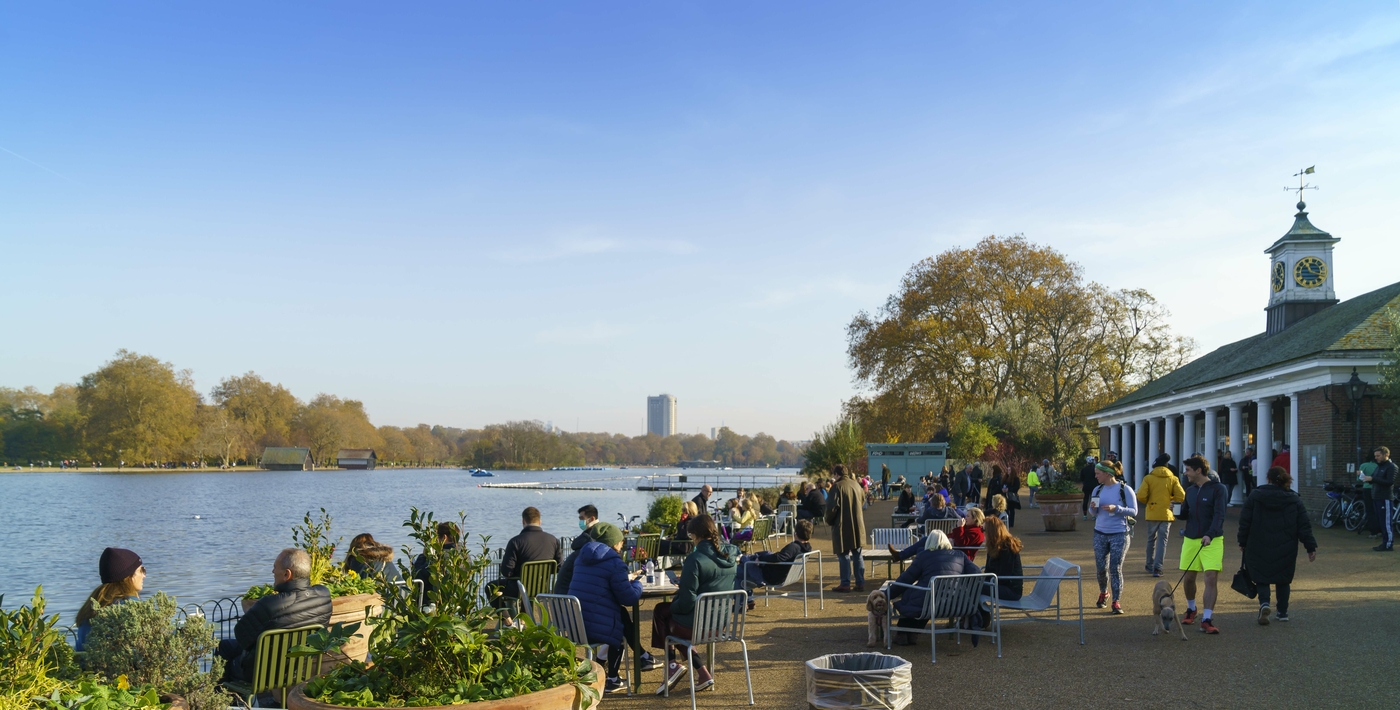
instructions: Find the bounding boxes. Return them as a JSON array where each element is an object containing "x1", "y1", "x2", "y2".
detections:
[{"x1": 805, "y1": 652, "x2": 912, "y2": 710}]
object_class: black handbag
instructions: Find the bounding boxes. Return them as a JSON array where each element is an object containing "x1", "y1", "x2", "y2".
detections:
[{"x1": 1231, "y1": 562, "x2": 1257, "y2": 599}]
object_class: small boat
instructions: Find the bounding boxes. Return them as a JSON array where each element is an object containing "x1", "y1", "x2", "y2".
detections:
[{"x1": 469, "y1": 469, "x2": 495, "y2": 477}]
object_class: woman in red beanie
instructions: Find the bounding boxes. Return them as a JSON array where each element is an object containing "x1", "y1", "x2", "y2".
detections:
[{"x1": 74, "y1": 547, "x2": 145, "y2": 650}]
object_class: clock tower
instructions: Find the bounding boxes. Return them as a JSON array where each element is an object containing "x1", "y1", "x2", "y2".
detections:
[{"x1": 1264, "y1": 200, "x2": 1339, "y2": 336}]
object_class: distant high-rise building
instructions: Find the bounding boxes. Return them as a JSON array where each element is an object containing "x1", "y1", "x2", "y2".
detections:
[
  {"x1": 647, "y1": 394, "x2": 677, "y2": 436},
  {"x1": 710, "y1": 427, "x2": 717, "y2": 440}
]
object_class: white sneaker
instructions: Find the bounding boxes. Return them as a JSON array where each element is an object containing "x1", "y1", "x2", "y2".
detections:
[{"x1": 655, "y1": 662, "x2": 687, "y2": 695}]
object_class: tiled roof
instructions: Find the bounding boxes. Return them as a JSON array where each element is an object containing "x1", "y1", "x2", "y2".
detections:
[
  {"x1": 337, "y1": 448, "x2": 377, "y2": 459},
  {"x1": 261, "y1": 447, "x2": 311, "y2": 465}
]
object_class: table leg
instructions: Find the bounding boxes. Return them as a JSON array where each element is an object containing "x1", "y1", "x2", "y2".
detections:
[{"x1": 632, "y1": 601, "x2": 642, "y2": 694}]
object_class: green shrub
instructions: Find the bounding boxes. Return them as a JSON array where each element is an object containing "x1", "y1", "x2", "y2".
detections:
[
  {"x1": 0, "y1": 588, "x2": 69, "y2": 710},
  {"x1": 82, "y1": 593, "x2": 229, "y2": 710},
  {"x1": 645, "y1": 495, "x2": 683, "y2": 532}
]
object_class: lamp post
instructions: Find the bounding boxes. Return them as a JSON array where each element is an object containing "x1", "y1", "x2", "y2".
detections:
[{"x1": 1346, "y1": 368, "x2": 1368, "y2": 468}]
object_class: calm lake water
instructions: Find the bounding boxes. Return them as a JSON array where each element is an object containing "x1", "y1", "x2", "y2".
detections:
[{"x1": 0, "y1": 467, "x2": 802, "y2": 619}]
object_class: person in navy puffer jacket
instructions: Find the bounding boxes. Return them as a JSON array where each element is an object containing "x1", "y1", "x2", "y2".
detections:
[{"x1": 568, "y1": 522, "x2": 645, "y2": 693}]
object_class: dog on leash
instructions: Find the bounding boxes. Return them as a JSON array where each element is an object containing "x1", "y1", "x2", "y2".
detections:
[
  {"x1": 865, "y1": 589, "x2": 888, "y2": 647},
  {"x1": 1151, "y1": 580, "x2": 1188, "y2": 640}
]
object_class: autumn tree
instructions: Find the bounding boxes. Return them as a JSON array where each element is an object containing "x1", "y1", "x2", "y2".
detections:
[
  {"x1": 77, "y1": 350, "x2": 201, "y2": 462},
  {"x1": 211, "y1": 372, "x2": 300, "y2": 447},
  {"x1": 292, "y1": 394, "x2": 380, "y2": 465}
]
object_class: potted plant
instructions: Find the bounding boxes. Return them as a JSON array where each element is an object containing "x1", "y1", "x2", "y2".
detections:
[
  {"x1": 285, "y1": 509, "x2": 602, "y2": 710},
  {"x1": 242, "y1": 509, "x2": 381, "y2": 665},
  {"x1": 1036, "y1": 475, "x2": 1085, "y2": 532}
]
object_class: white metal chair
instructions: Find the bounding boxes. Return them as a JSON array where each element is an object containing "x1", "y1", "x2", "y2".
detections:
[
  {"x1": 664, "y1": 590, "x2": 753, "y2": 710},
  {"x1": 533, "y1": 594, "x2": 609, "y2": 664},
  {"x1": 979, "y1": 557, "x2": 1084, "y2": 645},
  {"x1": 924, "y1": 518, "x2": 960, "y2": 536},
  {"x1": 868, "y1": 528, "x2": 918, "y2": 578},
  {"x1": 740, "y1": 549, "x2": 824, "y2": 616},
  {"x1": 769, "y1": 511, "x2": 792, "y2": 545},
  {"x1": 885, "y1": 573, "x2": 1001, "y2": 663}
]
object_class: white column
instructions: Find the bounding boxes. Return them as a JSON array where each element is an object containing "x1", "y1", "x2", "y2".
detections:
[
  {"x1": 1228, "y1": 404, "x2": 1245, "y2": 505},
  {"x1": 1288, "y1": 392, "x2": 1300, "y2": 492},
  {"x1": 1148, "y1": 418, "x2": 1162, "y2": 472},
  {"x1": 1120, "y1": 424, "x2": 1133, "y2": 482},
  {"x1": 1255, "y1": 397, "x2": 1274, "y2": 488},
  {"x1": 1164, "y1": 416, "x2": 1178, "y2": 469},
  {"x1": 1109, "y1": 426, "x2": 1120, "y2": 459},
  {"x1": 1183, "y1": 411, "x2": 1196, "y2": 466},
  {"x1": 1133, "y1": 420, "x2": 1147, "y2": 487},
  {"x1": 1203, "y1": 408, "x2": 1219, "y2": 472}
]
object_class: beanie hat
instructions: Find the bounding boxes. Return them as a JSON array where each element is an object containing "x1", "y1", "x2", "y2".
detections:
[
  {"x1": 590, "y1": 522, "x2": 624, "y2": 549},
  {"x1": 99, "y1": 547, "x2": 142, "y2": 584},
  {"x1": 1153, "y1": 453, "x2": 1172, "y2": 468}
]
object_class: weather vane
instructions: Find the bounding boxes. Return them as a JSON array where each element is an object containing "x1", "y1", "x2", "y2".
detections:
[{"x1": 1286, "y1": 166, "x2": 1317, "y2": 201}]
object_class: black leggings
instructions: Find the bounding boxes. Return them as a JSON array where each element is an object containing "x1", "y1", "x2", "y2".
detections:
[
  {"x1": 1006, "y1": 507, "x2": 1016, "y2": 528},
  {"x1": 1082, "y1": 488, "x2": 1094, "y2": 516},
  {"x1": 1257, "y1": 582, "x2": 1290, "y2": 612}
]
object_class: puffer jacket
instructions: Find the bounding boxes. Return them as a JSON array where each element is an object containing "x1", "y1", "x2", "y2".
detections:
[
  {"x1": 1137, "y1": 466, "x2": 1187, "y2": 521},
  {"x1": 567, "y1": 541, "x2": 641, "y2": 648},
  {"x1": 232, "y1": 579, "x2": 332, "y2": 680},
  {"x1": 1238, "y1": 484, "x2": 1317, "y2": 585},
  {"x1": 345, "y1": 542, "x2": 402, "y2": 584},
  {"x1": 888, "y1": 549, "x2": 981, "y2": 620},
  {"x1": 554, "y1": 527, "x2": 600, "y2": 594},
  {"x1": 671, "y1": 541, "x2": 738, "y2": 628}
]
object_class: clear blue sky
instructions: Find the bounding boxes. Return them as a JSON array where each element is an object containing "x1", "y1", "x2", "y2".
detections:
[{"x1": 3, "y1": 2, "x2": 1398, "y2": 441}]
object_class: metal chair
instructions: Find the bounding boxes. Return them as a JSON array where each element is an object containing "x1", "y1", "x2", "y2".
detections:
[
  {"x1": 221, "y1": 624, "x2": 324, "y2": 707},
  {"x1": 740, "y1": 549, "x2": 824, "y2": 616},
  {"x1": 979, "y1": 557, "x2": 1084, "y2": 646},
  {"x1": 885, "y1": 573, "x2": 1001, "y2": 663},
  {"x1": 924, "y1": 518, "x2": 960, "y2": 536},
  {"x1": 533, "y1": 594, "x2": 608, "y2": 664},
  {"x1": 743, "y1": 517, "x2": 774, "y2": 554},
  {"x1": 663, "y1": 590, "x2": 753, "y2": 710},
  {"x1": 868, "y1": 527, "x2": 918, "y2": 578},
  {"x1": 510, "y1": 559, "x2": 559, "y2": 619},
  {"x1": 770, "y1": 511, "x2": 792, "y2": 543}
]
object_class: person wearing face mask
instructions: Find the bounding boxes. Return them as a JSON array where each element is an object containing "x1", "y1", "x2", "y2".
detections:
[{"x1": 555, "y1": 504, "x2": 601, "y2": 594}]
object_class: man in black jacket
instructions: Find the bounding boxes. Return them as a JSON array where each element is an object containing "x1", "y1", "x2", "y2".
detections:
[
  {"x1": 219, "y1": 548, "x2": 332, "y2": 682},
  {"x1": 797, "y1": 482, "x2": 825, "y2": 521},
  {"x1": 1364, "y1": 446, "x2": 1397, "y2": 552},
  {"x1": 1080, "y1": 456, "x2": 1099, "y2": 519},
  {"x1": 691, "y1": 485, "x2": 713, "y2": 515},
  {"x1": 493, "y1": 507, "x2": 564, "y2": 606}
]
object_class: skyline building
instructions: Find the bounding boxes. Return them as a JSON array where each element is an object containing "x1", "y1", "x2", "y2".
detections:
[{"x1": 647, "y1": 394, "x2": 677, "y2": 437}]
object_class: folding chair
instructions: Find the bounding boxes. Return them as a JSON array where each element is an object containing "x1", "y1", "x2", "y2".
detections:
[
  {"x1": 885, "y1": 573, "x2": 1001, "y2": 663},
  {"x1": 222, "y1": 624, "x2": 324, "y2": 707},
  {"x1": 741, "y1": 549, "x2": 824, "y2": 616},
  {"x1": 511, "y1": 559, "x2": 558, "y2": 620},
  {"x1": 979, "y1": 557, "x2": 1084, "y2": 645},
  {"x1": 663, "y1": 590, "x2": 754, "y2": 710},
  {"x1": 743, "y1": 517, "x2": 773, "y2": 554}
]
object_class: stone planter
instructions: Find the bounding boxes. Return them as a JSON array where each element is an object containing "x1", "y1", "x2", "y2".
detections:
[
  {"x1": 241, "y1": 592, "x2": 383, "y2": 667},
  {"x1": 1036, "y1": 493, "x2": 1082, "y2": 531},
  {"x1": 285, "y1": 661, "x2": 606, "y2": 710}
]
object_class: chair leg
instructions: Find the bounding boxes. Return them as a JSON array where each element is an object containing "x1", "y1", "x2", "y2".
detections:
[
  {"x1": 741, "y1": 639, "x2": 754, "y2": 705},
  {"x1": 688, "y1": 644, "x2": 698, "y2": 710}
]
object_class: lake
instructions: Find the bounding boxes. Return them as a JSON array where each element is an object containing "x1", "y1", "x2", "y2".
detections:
[{"x1": 0, "y1": 467, "x2": 802, "y2": 619}]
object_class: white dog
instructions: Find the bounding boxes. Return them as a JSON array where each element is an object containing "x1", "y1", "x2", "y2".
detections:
[{"x1": 865, "y1": 589, "x2": 888, "y2": 647}]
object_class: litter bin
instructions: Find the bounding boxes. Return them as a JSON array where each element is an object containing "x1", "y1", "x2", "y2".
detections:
[{"x1": 805, "y1": 652, "x2": 912, "y2": 710}]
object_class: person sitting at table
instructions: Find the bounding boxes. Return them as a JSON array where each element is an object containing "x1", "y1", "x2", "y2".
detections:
[
  {"x1": 884, "y1": 530, "x2": 982, "y2": 646},
  {"x1": 727, "y1": 487, "x2": 748, "y2": 511},
  {"x1": 492, "y1": 507, "x2": 564, "y2": 609},
  {"x1": 658, "y1": 501, "x2": 698, "y2": 559},
  {"x1": 568, "y1": 522, "x2": 649, "y2": 695},
  {"x1": 554, "y1": 505, "x2": 600, "y2": 594},
  {"x1": 989, "y1": 493, "x2": 1012, "y2": 528},
  {"x1": 916, "y1": 493, "x2": 961, "y2": 526},
  {"x1": 730, "y1": 497, "x2": 760, "y2": 542},
  {"x1": 949, "y1": 507, "x2": 986, "y2": 561},
  {"x1": 981, "y1": 516, "x2": 1023, "y2": 602},
  {"x1": 797, "y1": 482, "x2": 825, "y2": 521},
  {"x1": 780, "y1": 485, "x2": 800, "y2": 507},
  {"x1": 895, "y1": 484, "x2": 917, "y2": 516},
  {"x1": 651, "y1": 515, "x2": 738, "y2": 695},
  {"x1": 757, "y1": 492, "x2": 776, "y2": 516},
  {"x1": 734, "y1": 519, "x2": 813, "y2": 608},
  {"x1": 344, "y1": 533, "x2": 402, "y2": 584}
]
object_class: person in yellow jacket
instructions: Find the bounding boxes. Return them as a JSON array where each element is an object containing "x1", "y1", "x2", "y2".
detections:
[
  {"x1": 1137, "y1": 453, "x2": 1186, "y2": 577},
  {"x1": 1026, "y1": 468, "x2": 1041, "y2": 509}
]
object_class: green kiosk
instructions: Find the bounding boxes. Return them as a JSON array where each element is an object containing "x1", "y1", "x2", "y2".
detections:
[{"x1": 866, "y1": 442, "x2": 948, "y2": 494}]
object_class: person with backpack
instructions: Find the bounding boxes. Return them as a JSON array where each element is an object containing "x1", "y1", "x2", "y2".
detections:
[
  {"x1": 1238, "y1": 466, "x2": 1317, "y2": 624},
  {"x1": 1089, "y1": 462, "x2": 1136, "y2": 614},
  {"x1": 1179, "y1": 455, "x2": 1228, "y2": 634}
]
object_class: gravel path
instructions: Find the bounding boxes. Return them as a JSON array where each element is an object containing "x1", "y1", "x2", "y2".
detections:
[{"x1": 604, "y1": 498, "x2": 1400, "y2": 708}]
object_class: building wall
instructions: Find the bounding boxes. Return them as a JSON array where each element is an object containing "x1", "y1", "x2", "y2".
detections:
[
  {"x1": 647, "y1": 394, "x2": 677, "y2": 436},
  {"x1": 1295, "y1": 385, "x2": 1393, "y2": 518}
]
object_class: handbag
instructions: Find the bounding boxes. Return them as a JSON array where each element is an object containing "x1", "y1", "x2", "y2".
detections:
[{"x1": 1231, "y1": 561, "x2": 1257, "y2": 599}]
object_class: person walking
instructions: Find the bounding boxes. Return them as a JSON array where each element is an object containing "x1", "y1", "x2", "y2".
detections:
[
  {"x1": 1178, "y1": 455, "x2": 1228, "y2": 634},
  {"x1": 1363, "y1": 446, "x2": 1396, "y2": 552},
  {"x1": 881, "y1": 463, "x2": 892, "y2": 501},
  {"x1": 1238, "y1": 466, "x2": 1317, "y2": 624},
  {"x1": 1240, "y1": 448, "x2": 1255, "y2": 497},
  {"x1": 969, "y1": 464, "x2": 984, "y2": 505},
  {"x1": 953, "y1": 465, "x2": 972, "y2": 507},
  {"x1": 1219, "y1": 450, "x2": 1239, "y2": 506},
  {"x1": 1080, "y1": 456, "x2": 1099, "y2": 520},
  {"x1": 1026, "y1": 466, "x2": 1041, "y2": 509},
  {"x1": 825, "y1": 464, "x2": 867, "y2": 593},
  {"x1": 1089, "y1": 462, "x2": 1137, "y2": 614},
  {"x1": 1138, "y1": 453, "x2": 1186, "y2": 577}
]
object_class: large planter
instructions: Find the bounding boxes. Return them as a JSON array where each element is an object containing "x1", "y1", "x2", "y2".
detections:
[
  {"x1": 285, "y1": 661, "x2": 606, "y2": 710},
  {"x1": 241, "y1": 592, "x2": 383, "y2": 667},
  {"x1": 1036, "y1": 493, "x2": 1082, "y2": 532}
]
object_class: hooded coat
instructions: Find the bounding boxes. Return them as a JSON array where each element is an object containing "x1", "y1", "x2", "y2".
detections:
[
  {"x1": 1237, "y1": 485, "x2": 1317, "y2": 585},
  {"x1": 1137, "y1": 466, "x2": 1187, "y2": 522},
  {"x1": 345, "y1": 542, "x2": 402, "y2": 584},
  {"x1": 888, "y1": 549, "x2": 981, "y2": 619},
  {"x1": 824, "y1": 474, "x2": 868, "y2": 554},
  {"x1": 567, "y1": 540, "x2": 642, "y2": 648},
  {"x1": 670, "y1": 540, "x2": 738, "y2": 628}
]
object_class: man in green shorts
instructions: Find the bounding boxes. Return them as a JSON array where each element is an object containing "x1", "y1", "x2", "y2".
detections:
[{"x1": 1178, "y1": 455, "x2": 1227, "y2": 634}]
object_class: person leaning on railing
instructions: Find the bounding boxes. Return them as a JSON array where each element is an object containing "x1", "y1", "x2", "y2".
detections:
[
  {"x1": 74, "y1": 547, "x2": 146, "y2": 651},
  {"x1": 218, "y1": 548, "x2": 332, "y2": 683}
]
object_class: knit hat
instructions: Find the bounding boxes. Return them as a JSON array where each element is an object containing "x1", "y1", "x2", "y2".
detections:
[
  {"x1": 591, "y1": 522, "x2": 624, "y2": 549},
  {"x1": 99, "y1": 547, "x2": 142, "y2": 584},
  {"x1": 1153, "y1": 453, "x2": 1172, "y2": 468}
]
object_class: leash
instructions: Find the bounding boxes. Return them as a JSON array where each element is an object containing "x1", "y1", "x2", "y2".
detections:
[{"x1": 1168, "y1": 541, "x2": 1205, "y2": 597}]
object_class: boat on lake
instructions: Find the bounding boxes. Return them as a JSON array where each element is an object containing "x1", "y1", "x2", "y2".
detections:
[{"x1": 468, "y1": 468, "x2": 494, "y2": 477}]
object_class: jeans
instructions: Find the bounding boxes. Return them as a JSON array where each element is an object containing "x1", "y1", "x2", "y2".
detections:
[
  {"x1": 838, "y1": 549, "x2": 865, "y2": 588},
  {"x1": 1028, "y1": 486, "x2": 1039, "y2": 507},
  {"x1": 1256, "y1": 582, "x2": 1290, "y2": 612},
  {"x1": 735, "y1": 559, "x2": 766, "y2": 599},
  {"x1": 1093, "y1": 531, "x2": 1131, "y2": 601},
  {"x1": 1144, "y1": 521, "x2": 1171, "y2": 572},
  {"x1": 1223, "y1": 484, "x2": 1236, "y2": 506}
]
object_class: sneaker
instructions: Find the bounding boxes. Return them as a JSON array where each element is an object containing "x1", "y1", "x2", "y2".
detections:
[
  {"x1": 640, "y1": 653, "x2": 662, "y2": 671},
  {"x1": 746, "y1": 599, "x2": 755, "y2": 612},
  {"x1": 1111, "y1": 601, "x2": 1123, "y2": 615},
  {"x1": 1152, "y1": 569, "x2": 1162, "y2": 578},
  {"x1": 605, "y1": 677, "x2": 628, "y2": 694},
  {"x1": 1182, "y1": 609, "x2": 1197, "y2": 625},
  {"x1": 1200, "y1": 619, "x2": 1220, "y2": 634},
  {"x1": 1257, "y1": 604, "x2": 1271, "y2": 626},
  {"x1": 1275, "y1": 611, "x2": 1290, "y2": 622},
  {"x1": 693, "y1": 666, "x2": 714, "y2": 692},
  {"x1": 1373, "y1": 545, "x2": 1394, "y2": 552},
  {"x1": 1095, "y1": 592, "x2": 1108, "y2": 608},
  {"x1": 655, "y1": 662, "x2": 687, "y2": 695}
]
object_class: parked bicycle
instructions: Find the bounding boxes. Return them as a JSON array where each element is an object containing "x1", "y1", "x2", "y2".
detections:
[{"x1": 1321, "y1": 482, "x2": 1367, "y2": 531}]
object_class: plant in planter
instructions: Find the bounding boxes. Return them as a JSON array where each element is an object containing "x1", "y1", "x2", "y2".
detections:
[
  {"x1": 1035, "y1": 476, "x2": 1086, "y2": 532},
  {"x1": 244, "y1": 509, "x2": 377, "y2": 601},
  {"x1": 81, "y1": 592, "x2": 230, "y2": 710},
  {"x1": 294, "y1": 508, "x2": 601, "y2": 709}
]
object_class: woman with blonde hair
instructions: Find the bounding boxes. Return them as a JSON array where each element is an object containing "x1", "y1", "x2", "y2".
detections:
[
  {"x1": 74, "y1": 547, "x2": 146, "y2": 650},
  {"x1": 982, "y1": 516, "x2": 1024, "y2": 601},
  {"x1": 950, "y1": 507, "x2": 986, "y2": 561},
  {"x1": 989, "y1": 494, "x2": 1011, "y2": 527},
  {"x1": 660, "y1": 501, "x2": 699, "y2": 557},
  {"x1": 730, "y1": 496, "x2": 759, "y2": 542}
]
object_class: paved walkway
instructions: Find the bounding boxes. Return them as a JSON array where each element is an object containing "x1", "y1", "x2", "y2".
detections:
[{"x1": 608, "y1": 497, "x2": 1400, "y2": 708}]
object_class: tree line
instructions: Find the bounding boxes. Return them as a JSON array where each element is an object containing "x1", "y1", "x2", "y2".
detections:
[{"x1": 0, "y1": 351, "x2": 806, "y2": 469}]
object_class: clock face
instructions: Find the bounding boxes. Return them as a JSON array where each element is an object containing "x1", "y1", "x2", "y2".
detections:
[
  {"x1": 1294, "y1": 256, "x2": 1327, "y2": 288},
  {"x1": 1271, "y1": 262, "x2": 1285, "y2": 293}
]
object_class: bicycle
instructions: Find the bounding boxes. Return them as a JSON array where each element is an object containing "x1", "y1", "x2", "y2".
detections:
[{"x1": 1321, "y1": 483, "x2": 1367, "y2": 531}]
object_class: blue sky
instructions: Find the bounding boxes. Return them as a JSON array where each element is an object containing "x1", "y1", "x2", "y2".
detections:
[{"x1": 3, "y1": 2, "x2": 1398, "y2": 440}]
